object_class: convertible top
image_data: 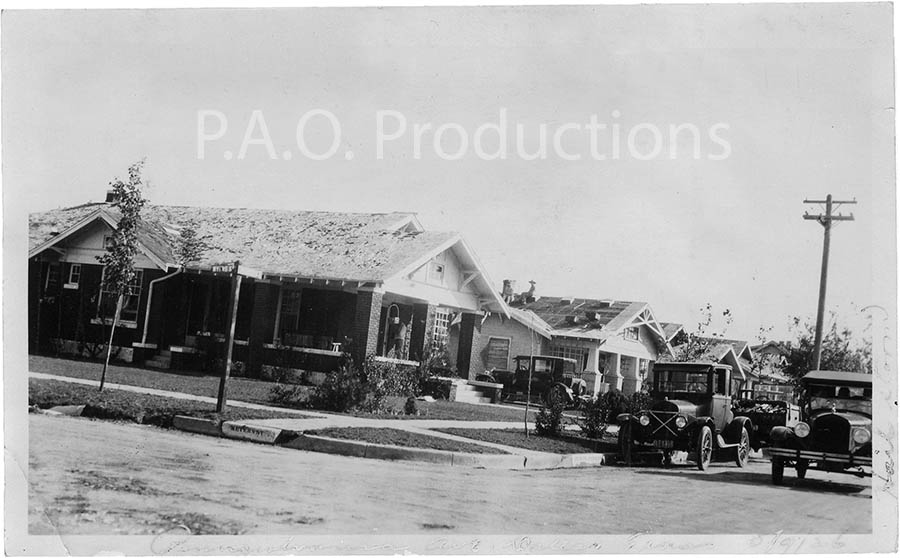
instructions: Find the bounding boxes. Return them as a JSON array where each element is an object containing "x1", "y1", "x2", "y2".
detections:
[{"x1": 802, "y1": 370, "x2": 872, "y2": 386}]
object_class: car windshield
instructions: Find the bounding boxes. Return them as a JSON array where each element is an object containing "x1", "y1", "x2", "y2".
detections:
[
  {"x1": 655, "y1": 370, "x2": 710, "y2": 394},
  {"x1": 805, "y1": 383, "x2": 872, "y2": 415},
  {"x1": 516, "y1": 358, "x2": 553, "y2": 375}
]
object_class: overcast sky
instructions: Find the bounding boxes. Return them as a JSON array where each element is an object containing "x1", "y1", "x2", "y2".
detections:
[{"x1": 3, "y1": 5, "x2": 894, "y2": 342}]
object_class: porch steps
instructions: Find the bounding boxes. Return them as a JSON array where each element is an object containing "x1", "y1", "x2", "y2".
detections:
[
  {"x1": 452, "y1": 382, "x2": 492, "y2": 405},
  {"x1": 145, "y1": 350, "x2": 172, "y2": 370}
]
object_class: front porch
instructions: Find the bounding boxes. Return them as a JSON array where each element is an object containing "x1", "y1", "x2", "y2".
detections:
[{"x1": 134, "y1": 268, "x2": 468, "y2": 381}]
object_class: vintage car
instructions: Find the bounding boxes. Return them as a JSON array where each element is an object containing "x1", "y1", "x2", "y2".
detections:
[
  {"x1": 732, "y1": 383, "x2": 801, "y2": 446},
  {"x1": 617, "y1": 361, "x2": 756, "y2": 470},
  {"x1": 481, "y1": 355, "x2": 588, "y2": 406},
  {"x1": 768, "y1": 370, "x2": 872, "y2": 484}
]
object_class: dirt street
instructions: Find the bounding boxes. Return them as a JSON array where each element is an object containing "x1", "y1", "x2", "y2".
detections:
[{"x1": 28, "y1": 414, "x2": 871, "y2": 536}]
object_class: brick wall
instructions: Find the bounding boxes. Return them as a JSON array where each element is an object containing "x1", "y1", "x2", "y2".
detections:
[
  {"x1": 409, "y1": 303, "x2": 436, "y2": 361},
  {"x1": 353, "y1": 289, "x2": 383, "y2": 363}
]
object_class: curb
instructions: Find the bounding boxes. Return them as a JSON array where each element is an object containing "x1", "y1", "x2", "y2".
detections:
[{"x1": 172, "y1": 415, "x2": 222, "y2": 437}]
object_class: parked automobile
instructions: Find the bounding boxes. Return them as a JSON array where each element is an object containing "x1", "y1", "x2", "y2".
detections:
[
  {"x1": 482, "y1": 355, "x2": 588, "y2": 406},
  {"x1": 616, "y1": 361, "x2": 756, "y2": 470},
  {"x1": 767, "y1": 370, "x2": 872, "y2": 484},
  {"x1": 732, "y1": 383, "x2": 801, "y2": 446}
]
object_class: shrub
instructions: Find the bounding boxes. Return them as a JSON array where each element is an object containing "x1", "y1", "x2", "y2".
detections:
[
  {"x1": 269, "y1": 384, "x2": 312, "y2": 408},
  {"x1": 404, "y1": 396, "x2": 418, "y2": 416},
  {"x1": 308, "y1": 358, "x2": 371, "y2": 412},
  {"x1": 629, "y1": 391, "x2": 653, "y2": 414},
  {"x1": 578, "y1": 396, "x2": 609, "y2": 439},
  {"x1": 363, "y1": 357, "x2": 421, "y2": 397},
  {"x1": 534, "y1": 397, "x2": 565, "y2": 437},
  {"x1": 600, "y1": 389, "x2": 629, "y2": 421}
]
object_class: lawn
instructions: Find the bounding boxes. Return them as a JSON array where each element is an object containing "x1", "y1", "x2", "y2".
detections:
[
  {"x1": 30, "y1": 355, "x2": 280, "y2": 405},
  {"x1": 29, "y1": 379, "x2": 303, "y2": 428},
  {"x1": 30, "y1": 355, "x2": 545, "y2": 422},
  {"x1": 304, "y1": 427, "x2": 509, "y2": 454},
  {"x1": 435, "y1": 428, "x2": 620, "y2": 454}
]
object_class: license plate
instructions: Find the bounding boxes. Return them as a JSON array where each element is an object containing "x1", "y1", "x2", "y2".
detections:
[{"x1": 653, "y1": 440, "x2": 674, "y2": 449}]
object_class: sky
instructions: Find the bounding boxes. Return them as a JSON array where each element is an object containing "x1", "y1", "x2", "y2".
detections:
[{"x1": 3, "y1": 5, "x2": 895, "y2": 342}]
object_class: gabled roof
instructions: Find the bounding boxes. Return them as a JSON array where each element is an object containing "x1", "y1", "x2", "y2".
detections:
[
  {"x1": 512, "y1": 297, "x2": 645, "y2": 339},
  {"x1": 29, "y1": 203, "x2": 457, "y2": 282},
  {"x1": 507, "y1": 307, "x2": 553, "y2": 339},
  {"x1": 751, "y1": 340, "x2": 791, "y2": 356},
  {"x1": 660, "y1": 322, "x2": 684, "y2": 342},
  {"x1": 695, "y1": 336, "x2": 753, "y2": 362}
]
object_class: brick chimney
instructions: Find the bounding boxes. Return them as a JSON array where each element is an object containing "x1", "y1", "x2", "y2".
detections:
[{"x1": 105, "y1": 190, "x2": 118, "y2": 203}]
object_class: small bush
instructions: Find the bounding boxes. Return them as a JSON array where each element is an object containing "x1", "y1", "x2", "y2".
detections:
[
  {"x1": 535, "y1": 398, "x2": 565, "y2": 437},
  {"x1": 269, "y1": 384, "x2": 311, "y2": 408},
  {"x1": 578, "y1": 396, "x2": 609, "y2": 439},
  {"x1": 629, "y1": 391, "x2": 653, "y2": 413},
  {"x1": 404, "y1": 396, "x2": 418, "y2": 416},
  {"x1": 309, "y1": 359, "x2": 371, "y2": 412},
  {"x1": 601, "y1": 389, "x2": 629, "y2": 420}
]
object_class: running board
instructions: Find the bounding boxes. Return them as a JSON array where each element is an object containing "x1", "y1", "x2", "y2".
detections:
[{"x1": 717, "y1": 434, "x2": 739, "y2": 449}]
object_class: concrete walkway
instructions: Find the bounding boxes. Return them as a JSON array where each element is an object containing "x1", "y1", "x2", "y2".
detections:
[{"x1": 30, "y1": 371, "x2": 616, "y2": 460}]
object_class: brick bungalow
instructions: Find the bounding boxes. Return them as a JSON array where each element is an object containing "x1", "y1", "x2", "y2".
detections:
[
  {"x1": 28, "y1": 198, "x2": 508, "y2": 380},
  {"x1": 460, "y1": 291, "x2": 675, "y2": 396}
]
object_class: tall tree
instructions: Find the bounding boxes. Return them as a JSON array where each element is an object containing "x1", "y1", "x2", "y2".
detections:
[
  {"x1": 97, "y1": 160, "x2": 147, "y2": 391},
  {"x1": 783, "y1": 314, "x2": 872, "y2": 381},
  {"x1": 174, "y1": 220, "x2": 207, "y2": 268}
]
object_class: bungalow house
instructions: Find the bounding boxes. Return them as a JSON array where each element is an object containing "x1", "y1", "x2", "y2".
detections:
[
  {"x1": 28, "y1": 197, "x2": 509, "y2": 380},
  {"x1": 459, "y1": 292, "x2": 675, "y2": 396}
]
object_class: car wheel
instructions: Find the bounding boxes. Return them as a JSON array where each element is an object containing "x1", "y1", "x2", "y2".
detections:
[
  {"x1": 772, "y1": 456, "x2": 785, "y2": 485},
  {"x1": 734, "y1": 427, "x2": 750, "y2": 468},
  {"x1": 796, "y1": 458, "x2": 809, "y2": 480},
  {"x1": 696, "y1": 426, "x2": 713, "y2": 471}
]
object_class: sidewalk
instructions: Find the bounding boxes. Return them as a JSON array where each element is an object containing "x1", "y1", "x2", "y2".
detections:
[{"x1": 30, "y1": 371, "x2": 616, "y2": 465}]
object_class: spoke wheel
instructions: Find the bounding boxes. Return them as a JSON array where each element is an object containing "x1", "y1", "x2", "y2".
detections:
[
  {"x1": 772, "y1": 456, "x2": 785, "y2": 485},
  {"x1": 696, "y1": 426, "x2": 713, "y2": 471},
  {"x1": 734, "y1": 427, "x2": 750, "y2": 468}
]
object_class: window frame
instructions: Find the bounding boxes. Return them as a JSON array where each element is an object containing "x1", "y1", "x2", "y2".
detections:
[
  {"x1": 97, "y1": 268, "x2": 144, "y2": 325},
  {"x1": 485, "y1": 336, "x2": 511, "y2": 371},
  {"x1": 64, "y1": 263, "x2": 82, "y2": 289},
  {"x1": 432, "y1": 308, "x2": 451, "y2": 346}
]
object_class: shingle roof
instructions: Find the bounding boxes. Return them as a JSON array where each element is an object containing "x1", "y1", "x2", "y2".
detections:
[
  {"x1": 660, "y1": 322, "x2": 684, "y2": 341},
  {"x1": 30, "y1": 203, "x2": 457, "y2": 282},
  {"x1": 511, "y1": 297, "x2": 647, "y2": 339}
]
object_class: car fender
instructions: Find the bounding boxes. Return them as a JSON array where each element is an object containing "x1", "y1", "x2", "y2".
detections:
[
  {"x1": 551, "y1": 382, "x2": 575, "y2": 403},
  {"x1": 768, "y1": 425, "x2": 794, "y2": 444},
  {"x1": 616, "y1": 413, "x2": 635, "y2": 423},
  {"x1": 723, "y1": 416, "x2": 754, "y2": 444}
]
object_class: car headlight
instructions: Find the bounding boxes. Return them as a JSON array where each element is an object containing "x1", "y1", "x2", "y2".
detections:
[
  {"x1": 674, "y1": 416, "x2": 687, "y2": 429},
  {"x1": 852, "y1": 427, "x2": 871, "y2": 444},
  {"x1": 639, "y1": 414, "x2": 650, "y2": 427},
  {"x1": 794, "y1": 422, "x2": 810, "y2": 438}
]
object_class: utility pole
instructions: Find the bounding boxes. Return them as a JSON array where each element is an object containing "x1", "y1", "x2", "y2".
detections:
[
  {"x1": 803, "y1": 194, "x2": 856, "y2": 370},
  {"x1": 217, "y1": 261, "x2": 242, "y2": 412}
]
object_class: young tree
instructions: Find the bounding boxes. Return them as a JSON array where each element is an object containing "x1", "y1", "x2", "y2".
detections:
[
  {"x1": 174, "y1": 220, "x2": 207, "y2": 267},
  {"x1": 97, "y1": 160, "x2": 147, "y2": 391},
  {"x1": 783, "y1": 314, "x2": 872, "y2": 381}
]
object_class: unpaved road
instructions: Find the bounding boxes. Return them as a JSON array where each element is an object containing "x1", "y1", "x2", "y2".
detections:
[{"x1": 28, "y1": 414, "x2": 870, "y2": 535}]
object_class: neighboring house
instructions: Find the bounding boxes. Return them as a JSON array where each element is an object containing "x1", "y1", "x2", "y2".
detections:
[
  {"x1": 28, "y1": 197, "x2": 508, "y2": 380},
  {"x1": 659, "y1": 322, "x2": 684, "y2": 344},
  {"x1": 668, "y1": 336, "x2": 757, "y2": 394},
  {"x1": 461, "y1": 294, "x2": 674, "y2": 396},
  {"x1": 751, "y1": 340, "x2": 793, "y2": 384}
]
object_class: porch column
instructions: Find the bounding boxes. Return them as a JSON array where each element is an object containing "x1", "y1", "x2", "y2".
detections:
[
  {"x1": 247, "y1": 282, "x2": 280, "y2": 378},
  {"x1": 621, "y1": 356, "x2": 639, "y2": 395},
  {"x1": 607, "y1": 352, "x2": 623, "y2": 392},
  {"x1": 456, "y1": 312, "x2": 481, "y2": 380},
  {"x1": 353, "y1": 288, "x2": 384, "y2": 364},
  {"x1": 582, "y1": 347, "x2": 603, "y2": 397},
  {"x1": 409, "y1": 303, "x2": 436, "y2": 362}
]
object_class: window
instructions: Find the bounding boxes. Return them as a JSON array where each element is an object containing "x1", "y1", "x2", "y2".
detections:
[
  {"x1": 432, "y1": 308, "x2": 451, "y2": 346},
  {"x1": 624, "y1": 327, "x2": 640, "y2": 341},
  {"x1": 428, "y1": 261, "x2": 445, "y2": 284},
  {"x1": 638, "y1": 359, "x2": 649, "y2": 381},
  {"x1": 98, "y1": 269, "x2": 143, "y2": 323},
  {"x1": 65, "y1": 264, "x2": 81, "y2": 289},
  {"x1": 102, "y1": 234, "x2": 115, "y2": 250},
  {"x1": 278, "y1": 289, "x2": 303, "y2": 341},
  {"x1": 43, "y1": 262, "x2": 60, "y2": 294},
  {"x1": 549, "y1": 345, "x2": 589, "y2": 372},
  {"x1": 485, "y1": 337, "x2": 510, "y2": 370}
]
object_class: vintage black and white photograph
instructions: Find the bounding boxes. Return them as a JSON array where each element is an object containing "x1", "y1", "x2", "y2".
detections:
[{"x1": 3, "y1": 3, "x2": 897, "y2": 555}]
